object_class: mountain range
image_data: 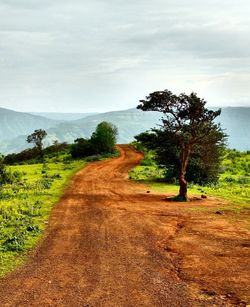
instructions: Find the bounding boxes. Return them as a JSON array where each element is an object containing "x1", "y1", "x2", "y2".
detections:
[
  {"x1": 30, "y1": 112, "x2": 98, "y2": 121},
  {"x1": 0, "y1": 107, "x2": 249, "y2": 154}
]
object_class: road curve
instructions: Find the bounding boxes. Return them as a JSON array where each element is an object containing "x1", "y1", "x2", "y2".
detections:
[{"x1": 0, "y1": 145, "x2": 195, "y2": 306}]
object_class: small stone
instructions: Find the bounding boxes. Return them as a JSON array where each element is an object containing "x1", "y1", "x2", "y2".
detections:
[
  {"x1": 215, "y1": 211, "x2": 223, "y2": 215},
  {"x1": 48, "y1": 280, "x2": 52, "y2": 284}
]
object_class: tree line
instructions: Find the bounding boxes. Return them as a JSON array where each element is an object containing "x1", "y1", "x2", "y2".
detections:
[{"x1": 0, "y1": 121, "x2": 118, "y2": 183}]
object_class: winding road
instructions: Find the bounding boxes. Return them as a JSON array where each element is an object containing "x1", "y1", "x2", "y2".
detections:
[{"x1": 0, "y1": 145, "x2": 249, "y2": 306}]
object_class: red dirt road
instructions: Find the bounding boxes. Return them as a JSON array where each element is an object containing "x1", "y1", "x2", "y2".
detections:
[{"x1": 0, "y1": 145, "x2": 249, "y2": 306}]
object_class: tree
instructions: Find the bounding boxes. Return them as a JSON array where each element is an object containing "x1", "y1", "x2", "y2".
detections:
[
  {"x1": 135, "y1": 129, "x2": 225, "y2": 185},
  {"x1": 70, "y1": 122, "x2": 118, "y2": 158},
  {"x1": 26, "y1": 129, "x2": 47, "y2": 158},
  {"x1": 90, "y1": 121, "x2": 118, "y2": 154},
  {"x1": 137, "y1": 90, "x2": 226, "y2": 201},
  {"x1": 71, "y1": 138, "x2": 96, "y2": 158}
]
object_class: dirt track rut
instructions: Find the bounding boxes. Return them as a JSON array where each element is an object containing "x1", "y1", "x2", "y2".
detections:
[{"x1": 0, "y1": 145, "x2": 249, "y2": 306}]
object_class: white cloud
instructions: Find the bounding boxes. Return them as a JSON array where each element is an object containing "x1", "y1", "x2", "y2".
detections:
[{"x1": 0, "y1": 0, "x2": 250, "y2": 112}]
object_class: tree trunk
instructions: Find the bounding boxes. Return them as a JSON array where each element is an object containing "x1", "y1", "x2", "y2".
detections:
[
  {"x1": 178, "y1": 174, "x2": 188, "y2": 201},
  {"x1": 177, "y1": 147, "x2": 191, "y2": 201}
]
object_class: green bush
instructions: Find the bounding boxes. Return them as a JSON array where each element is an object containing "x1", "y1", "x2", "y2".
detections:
[{"x1": 70, "y1": 121, "x2": 118, "y2": 158}]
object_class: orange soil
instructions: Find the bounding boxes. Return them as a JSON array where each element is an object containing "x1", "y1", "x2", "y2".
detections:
[{"x1": 0, "y1": 145, "x2": 249, "y2": 306}]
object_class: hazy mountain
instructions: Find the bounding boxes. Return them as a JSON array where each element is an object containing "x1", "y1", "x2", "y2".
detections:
[
  {"x1": 46, "y1": 108, "x2": 162, "y2": 144},
  {"x1": 30, "y1": 112, "x2": 98, "y2": 121},
  {"x1": 0, "y1": 107, "x2": 59, "y2": 140},
  {"x1": 214, "y1": 107, "x2": 250, "y2": 151},
  {"x1": 0, "y1": 107, "x2": 249, "y2": 154}
]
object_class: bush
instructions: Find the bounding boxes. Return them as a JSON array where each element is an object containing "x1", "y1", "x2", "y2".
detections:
[
  {"x1": 4, "y1": 142, "x2": 70, "y2": 165},
  {"x1": 71, "y1": 138, "x2": 96, "y2": 158},
  {"x1": 4, "y1": 147, "x2": 41, "y2": 165},
  {"x1": 0, "y1": 156, "x2": 22, "y2": 185},
  {"x1": 70, "y1": 121, "x2": 118, "y2": 159},
  {"x1": 90, "y1": 121, "x2": 118, "y2": 154},
  {"x1": 1, "y1": 233, "x2": 26, "y2": 252}
]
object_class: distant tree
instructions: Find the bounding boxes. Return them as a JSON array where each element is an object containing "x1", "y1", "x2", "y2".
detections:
[
  {"x1": 70, "y1": 122, "x2": 118, "y2": 158},
  {"x1": 90, "y1": 121, "x2": 118, "y2": 154},
  {"x1": 26, "y1": 129, "x2": 47, "y2": 158},
  {"x1": 71, "y1": 138, "x2": 95, "y2": 158},
  {"x1": 137, "y1": 90, "x2": 226, "y2": 201},
  {"x1": 4, "y1": 147, "x2": 40, "y2": 165},
  {"x1": 4, "y1": 142, "x2": 69, "y2": 165}
]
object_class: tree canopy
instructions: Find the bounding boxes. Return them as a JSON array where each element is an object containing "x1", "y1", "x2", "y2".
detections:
[
  {"x1": 91, "y1": 121, "x2": 118, "y2": 154},
  {"x1": 71, "y1": 121, "x2": 118, "y2": 158},
  {"x1": 26, "y1": 129, "x2": 47, "y2": 151},
  {"x1": 137, "y1": 90, "x2": 226, "y2": 201}
]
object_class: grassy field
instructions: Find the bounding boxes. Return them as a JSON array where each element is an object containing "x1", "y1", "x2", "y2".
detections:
[
  {"x1": 0, "y1": 158, "x2": 86, "y2": 277},
  {"x1": 129, "y1": 148, "x2": 250, "y2": 210}
]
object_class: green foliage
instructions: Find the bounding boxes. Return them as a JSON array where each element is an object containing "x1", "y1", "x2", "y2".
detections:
[
  {"x1": 0, "y1": 156, "x2": 7, "y2": 185},
  {"x1": 70, "y1": 121, "x2": 118, "y2": 158},
  {"x1": 4, "y1": 143, "x2": 70, "y2": 165},
  {"x1": 91, "y1": 121, "x2": 118, "y2": 154},
  {"x1": 130, "y1": 147, "x2": 250, "y2": 206},
  {"x1": 26, "y1": 129, "x2": 47, "y2": 151},
  {"x1": 131, "y1": 141, "x2": 156, "y2": 166},
  {"x1": 71, "y1": 138, "x2": 96, "y2": 159},
  {"x1": 0, "y1": 156, "x2": 86, "y2": 277},
  {"x1": 0, "y1": 156, "x2": 22, "y2": 185},
  {"x1": 137, "y1": 90, "x2": 226, "y2": 199},
  {"x1": 135, "y1": 127, "x2": 225, "y2": 185},
  {"x1": 0, "y1": 144, "x2": 119, "y2": 277},
  {"x1": 129, "y1": 166, "x2": 164, "y2": 181}
]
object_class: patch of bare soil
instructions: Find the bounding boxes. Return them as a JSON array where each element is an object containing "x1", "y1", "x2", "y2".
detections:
[{"x1": 0, "y1": 145, "x2": 249, "y2": 306}]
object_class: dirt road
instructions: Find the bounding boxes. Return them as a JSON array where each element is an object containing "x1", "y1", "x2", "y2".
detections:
[{"x1": 0, "y1": 145, "x2": 249, "y2": 306}]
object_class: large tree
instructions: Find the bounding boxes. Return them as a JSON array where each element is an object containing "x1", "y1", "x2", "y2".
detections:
[{"x1": 137, "y1": 90, "x2": 226, "y2": 201}]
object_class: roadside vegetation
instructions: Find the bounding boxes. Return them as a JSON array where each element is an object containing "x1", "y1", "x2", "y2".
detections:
[
  {"x1": 133, "y1": 89, "x2": 249, "y2": 209},
  {"x1": 137, "y1": 90, "x2": 226, "y2": 201},
  {"x1": 0, "y1": 121, "x2": 118, "y2": 277},
  {"x1": 130, "y1": 143, "x2": 250, "y2": 208},
  {"x1": 71, "y1": 121, "x2": 118, "y2": 159}
]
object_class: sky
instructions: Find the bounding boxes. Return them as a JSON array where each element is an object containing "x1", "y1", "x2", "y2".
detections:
[{"x1": 0, "y1": 0, "x2": 250, "y2": 113}]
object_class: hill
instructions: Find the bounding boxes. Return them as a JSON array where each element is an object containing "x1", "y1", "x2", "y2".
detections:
[
  {"x1": 0, "y1": 107, "x2": 59, "y2": 140},
  {"x1": 0, "y1": 107, "x2": 249, "y2": 154},
  {"x1": 30, "y1": 112, "x2": 98, "y2": 121},
  {"x1": 214, "y1": 107, "x2": 250, "y2": 151},
  {"x1": 47, "y1": 108, "x2": 162, "y2": 144}
]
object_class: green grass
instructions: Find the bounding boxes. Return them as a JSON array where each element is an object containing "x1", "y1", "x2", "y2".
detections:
[
  {"x1": 129, "y1": 166, "x2": 165, "y2": 181},
  {"x1": 129, "y1": 148, "x2": 250, "y2": 210},
  {"x1": 0, "y1": 159, "x2": 86, "y2": 277}
]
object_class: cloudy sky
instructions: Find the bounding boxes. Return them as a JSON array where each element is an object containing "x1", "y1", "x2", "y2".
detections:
[{"x1": 1, "y1": 0, "x2": 250, "y2": 112}]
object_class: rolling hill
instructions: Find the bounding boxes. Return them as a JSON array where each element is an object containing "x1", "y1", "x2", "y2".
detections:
[
  {"x1": 0, "y1": 107, "x2": 59, "y2": 140},
  {"x1": 0, "y1": 107, "x2": 249, "y2": 154},
  {"x1": 214, "y1": 107, "x2": 250, "y2": 152},
  {"x1": 30, "y1": 112, "x2": 98, "y2": 121}
]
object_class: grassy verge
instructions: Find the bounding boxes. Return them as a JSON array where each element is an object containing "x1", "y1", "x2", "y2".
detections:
[
  {"x1": 129, "y1": 147, "x2": 250, "y2": 212},
  {"x1": 0, "y1": 159, "x2": 86, "y2": 277}
]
